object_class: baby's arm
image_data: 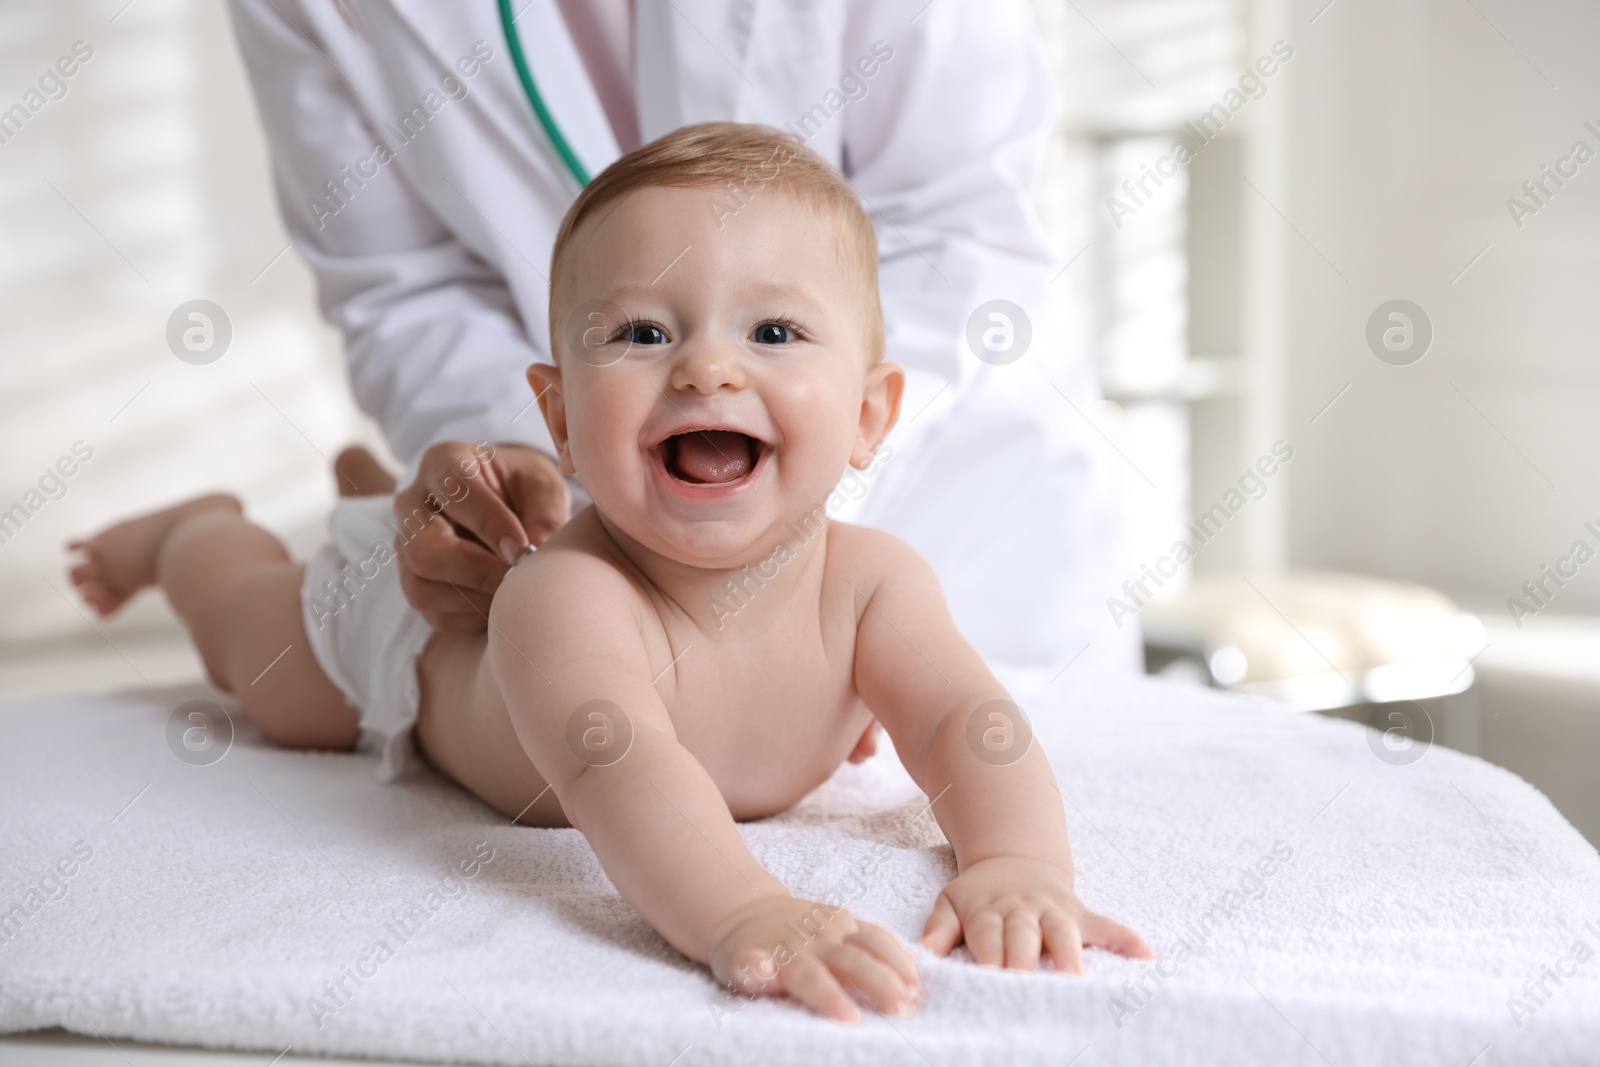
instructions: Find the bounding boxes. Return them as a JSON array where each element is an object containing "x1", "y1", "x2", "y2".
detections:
[
  {"x1": 851, "y1": 532, "x2": 1153, "y2": 972},
  {"x1": 487, "y1": 553, "x2": 919, "y2": 1021}
]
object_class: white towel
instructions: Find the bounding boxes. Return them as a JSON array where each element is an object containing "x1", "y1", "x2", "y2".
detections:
[{"x1": 1, "y1": 669, "x2": 1597, "y2": 1066}]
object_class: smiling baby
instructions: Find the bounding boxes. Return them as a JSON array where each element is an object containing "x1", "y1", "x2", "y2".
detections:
[{"x1": 68, "y1": 122, "x2": 1150, "y2": 1022}]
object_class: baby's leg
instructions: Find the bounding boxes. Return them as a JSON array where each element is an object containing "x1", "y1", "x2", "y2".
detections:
[{"x1": 69, "y1": 495, "x2": 357, "y2": 750}]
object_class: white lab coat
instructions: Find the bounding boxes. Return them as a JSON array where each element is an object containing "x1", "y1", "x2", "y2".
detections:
[{"x1": 228, "y1": 0, "x2": 1138, "y2": 672}]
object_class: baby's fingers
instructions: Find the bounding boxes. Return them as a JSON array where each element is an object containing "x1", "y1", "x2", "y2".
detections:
[
  {"x1": 962, "y1": 910, "x2": 1005, "y2": 967},
  {"x1": 829, "y1": 942, "x2": 916, "y2": 1017},
  {"x1": 920, "y1": 894, "x2": 961, "y2": 956},
  {"x1": 784, "y1": 955, "x2": 860, "y2": 1024},
  {"x1": 851, "y1": 924, "x2": 921, "y2": 992},
  {"x1": 1083, "y1": 911, "x2": 1155, "y2": 960},
  {"x1": 1041, "y1": 910, "x2": 1084, "y2": 975},
  {"x1": 1004, "y1": 910, "x2": 1044, "y2": 971}
]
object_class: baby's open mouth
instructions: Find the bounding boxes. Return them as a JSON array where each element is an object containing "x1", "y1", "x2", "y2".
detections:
[{"x1": 657, "y1": 429, "x2": 766, "y2": 485}]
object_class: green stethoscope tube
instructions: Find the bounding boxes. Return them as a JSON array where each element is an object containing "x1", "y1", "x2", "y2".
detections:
[{"x1": 497, "y1": 0, "x2": 591, "y2": 188}]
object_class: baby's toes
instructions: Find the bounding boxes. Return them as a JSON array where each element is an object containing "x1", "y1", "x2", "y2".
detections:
[
  {"x1": 72, "y1": 575, "x2": 123, "y2": 616},
  {"x1": 69, "y1": 557, "x2": 100, "y2": 586},
  {"x1": 68, "y1": 561, "x2": 111, "y2": 605}
]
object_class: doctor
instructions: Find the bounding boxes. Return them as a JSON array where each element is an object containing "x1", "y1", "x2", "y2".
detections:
[{"x1": 229, "y1": 0, "x2": 1133, "y2": 673}]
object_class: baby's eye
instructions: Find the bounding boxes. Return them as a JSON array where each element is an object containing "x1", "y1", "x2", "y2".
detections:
[
  {"x1": 621, "y1": 321, "x2": 668, "y2": 346},
  {"x1": 751, "y1": 320, "x2": 800, "y2": 346}
]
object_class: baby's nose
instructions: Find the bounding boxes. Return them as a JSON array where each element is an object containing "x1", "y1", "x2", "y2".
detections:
[{"x1": 668, "y1": 338, "x2": 747, "y2": 394}]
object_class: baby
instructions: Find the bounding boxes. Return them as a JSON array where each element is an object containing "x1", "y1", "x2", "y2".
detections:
[{"x1": 69, "y1": 122, "x2": 1150, "y2": 1022}]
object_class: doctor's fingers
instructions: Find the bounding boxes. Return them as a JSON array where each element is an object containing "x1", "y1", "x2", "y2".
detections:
[
  {"x1": 396, "y1": 566, "x2": 496, "y2": 634},
  {"x1": 396, "y1": 512, "x2": 509, "y2": 593},
  {"x1": 404, "y1": 442, "x2": 530, "y2": 565},
  {"x1": 394, "y1": 520, "x2": 502, "y2": 632},
  {"x1": 500, "y1": 453, "x2": 572, "y2": 546}
]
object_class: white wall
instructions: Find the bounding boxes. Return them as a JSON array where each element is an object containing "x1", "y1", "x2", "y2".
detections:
[
  {"x1": 0, "y1": 0, "x2": 387, "y2": 661},
  {"x1": 1280, "y1": 0, "x2": 1600, "y2": 619}
]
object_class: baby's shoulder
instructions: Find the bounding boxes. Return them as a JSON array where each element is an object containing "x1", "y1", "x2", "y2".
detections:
[
  {"x1": 490, "y1": 508, "x2": 646, "y2": 632},
  {"x1": 824, "y1": 520, "x2": 940, "y2": 591}
]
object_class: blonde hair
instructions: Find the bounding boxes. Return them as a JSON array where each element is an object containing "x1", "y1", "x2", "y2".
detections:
[{"x1": 548, "y1": 121, "x2": 884, "y2": 362}]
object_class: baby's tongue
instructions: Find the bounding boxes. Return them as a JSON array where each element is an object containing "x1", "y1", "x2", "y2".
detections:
[{"x1": 672, "y1": 431, "x2": 753, "y2": 483}]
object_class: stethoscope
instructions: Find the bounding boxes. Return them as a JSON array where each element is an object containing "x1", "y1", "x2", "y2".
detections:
[
  {"x1": 496, "y1": 0, "x2": 592, "y2": 188},
  {"x1": 495, "y1": 0, "x2": 585, "y2": 568}
]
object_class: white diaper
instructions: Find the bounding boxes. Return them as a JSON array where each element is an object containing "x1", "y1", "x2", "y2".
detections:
[{"x1": 299, "y1": 494, "x2": 433, "y2": 783}]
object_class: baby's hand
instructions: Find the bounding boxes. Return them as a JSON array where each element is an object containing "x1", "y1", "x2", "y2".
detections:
[
  {"x1": 709, "y1": 895, "x2": 921, "y2": 1023},
  {"x1": 920, "y1": 856, "x2": 1153, "y2": 973}
]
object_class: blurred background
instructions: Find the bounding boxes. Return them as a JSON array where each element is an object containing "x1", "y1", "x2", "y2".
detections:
[{"x1": 1, "y1": 0, "x2": 1595, "y2": 841}]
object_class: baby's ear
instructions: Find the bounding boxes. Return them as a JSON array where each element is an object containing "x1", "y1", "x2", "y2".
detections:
[
  {"x1": 525, "y1": 363, "x2": 576, "y2": 476},
  {"x1": 852, "y1": 361, "x2": 904, "y2": 469}
]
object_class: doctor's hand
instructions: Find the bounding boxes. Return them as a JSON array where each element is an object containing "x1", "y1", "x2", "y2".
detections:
[
  {"x1": 394, "y1": 441, "x2": 571, "y2": 633},
  {"x1": 920, "y1": 856, "x2": 1153, "y2": 974}
]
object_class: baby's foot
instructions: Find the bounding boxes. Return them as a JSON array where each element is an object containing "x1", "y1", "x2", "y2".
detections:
[
  {"x1": 334, "y1": 445, "x2": 397, "y2": 497},
  {"x1": 67, "y1": 494, "x2": 241, "y2": 616}
]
